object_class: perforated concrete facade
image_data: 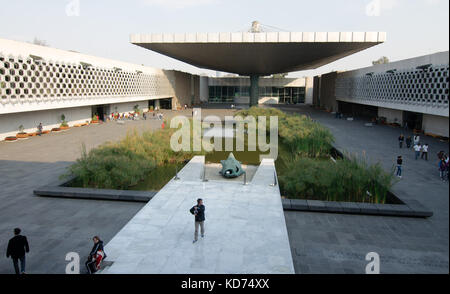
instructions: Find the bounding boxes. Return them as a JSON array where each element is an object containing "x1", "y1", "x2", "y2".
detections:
[
  {"x1": 334, "y1": 52, "x2": 449, "y2": 117},
  {"x1": 336, "y1": 64, "x2": 449, "y2": 109},
  {"x1": 0, "y1": 53, "x2": 174, "y2": 106},
  {"x1": 0, "y1": 38, "x2": 200, "y2": 140}
]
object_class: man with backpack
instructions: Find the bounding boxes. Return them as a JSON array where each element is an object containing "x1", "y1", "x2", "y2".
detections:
[{"x1": 190, "y1": 199, "x2": 205, "y2": 243}]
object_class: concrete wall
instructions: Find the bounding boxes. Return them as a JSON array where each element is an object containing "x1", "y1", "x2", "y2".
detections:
[
  {"x1": 378, "y1": 107, "x2": 403, "y2": 124},
  {"x1": 317, "y1": 72, "x2": 338, "y2": 112},
  {"x1": 335, "y1": 51, "x2": 449, "y2": 117},
  {"x1": 0, "y1": 106, "x2": 91, "y2": 140},
  {"x1": 313, "y1": 76, "x2": 320, "y2": 106},
  {"x1": 0, "y1": 38, "x2": 208, "y2": 140},
  {"x1": 199, "y1": 76, "x2": 209, "y2": 103},
  {"x1": 312, "y1": 51, "x2": 449, "y2": 136},
  {"x1": 168, "y1": 70, "x2": 200, "y2": 109},
  {"x1": 0, "y1": 100, "x2": 155, "y2": 140},
  {"x1": 0, "y1": 38, "x2": 177, "y2": 116},
  {"x1": 110, "y1": 101, "x2": 149, "y2": 115},
  {"x1": 423, "y1": 114, "x2": 449, "y2": 137},
  {"x1": 305, "y1": 77, "x2": 314, "y2": 104}
]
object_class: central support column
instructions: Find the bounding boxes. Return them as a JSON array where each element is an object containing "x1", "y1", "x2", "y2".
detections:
[{"x1": 249, "y1": 75, "x2": 260, "y2": 107}]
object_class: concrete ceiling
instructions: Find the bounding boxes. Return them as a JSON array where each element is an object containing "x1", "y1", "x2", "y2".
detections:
[{"x1": 130, "y1": 32, "x2": 385, "y2": 76}]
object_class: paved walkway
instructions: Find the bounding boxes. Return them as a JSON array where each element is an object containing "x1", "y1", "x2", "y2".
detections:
[
  {"x1": 0, "y1": 105, "x2": 448, "y2": 274},
  {"x1": 0, "y1": 115, "x2": 165, "y2": 274},
  {"x1": 102, "y1": 156, "x2": 294, "y2": 274},
  {"x1": 278, "y1": 105, "x2": 449, "y2": 274},
  {"x1": 0, "y1": 108, "x2": 235, "y2": 274}
]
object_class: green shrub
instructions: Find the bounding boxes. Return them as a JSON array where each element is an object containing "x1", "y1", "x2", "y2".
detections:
[
  {"x1": 60, "y1": 114, "x2": 68, "y2": 127},
  {"x1": 65, "y1": 123, "x2": 204, "y2": 189},
  {"x1": 68, "y1": 144, "x2": 155, "y2": 189},
  {"x1": 278, "y1": 154, "x2": 396, "y2": 203},
  {"x1": 235, "y1": 107, "x2": 334, "y2": 159}
]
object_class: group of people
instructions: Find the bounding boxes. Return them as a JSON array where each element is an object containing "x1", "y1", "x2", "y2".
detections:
[
  {"x1": 109, "y1": 111, "x2": 164, "y2": 121},
  {"x1": 109, "y1": 112, "x2": 140, "y2": 121},
  {"x1": 397, "y1": 133, "x2": 449, "y2": 181},
  {"x1": 398, "y1": 134, "x2": 429, "y2": 160},
  {"x1": 398, "y1": 134, "x2": 421, "y2": 149},
  {"x1": 6, "y1": 227, "x2": 107, "y2": 274},
  {"x1": 438, "y1": 151, "x2": 449, "y2": 182},
  {"x1": 6, "y1": 199, "x2": 205, "y2": 274}
]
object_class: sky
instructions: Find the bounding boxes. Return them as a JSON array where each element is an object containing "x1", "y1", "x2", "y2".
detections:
[{"x1": 0, "y1": 0, "x2": 448, "y2": 78}]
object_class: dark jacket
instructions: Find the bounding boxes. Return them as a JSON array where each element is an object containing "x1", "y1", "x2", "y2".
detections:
[
  {"x1": 89, "y1": 240, "x2": 104, "y2": 258},
  {"x1": 6, "y1": 235, "x2": 29, "y2": 259},
  {"x1": 190, "y1": 205, "x2": 205, "y2": 222}
]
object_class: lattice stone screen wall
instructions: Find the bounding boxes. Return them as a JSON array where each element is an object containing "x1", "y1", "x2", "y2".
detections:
[
  {"x1": 0, "y1": 53, "x2": 174, "y2": 105},
  {"x1": 335, "y1": 64, "x2": 449, "y2": 110}
]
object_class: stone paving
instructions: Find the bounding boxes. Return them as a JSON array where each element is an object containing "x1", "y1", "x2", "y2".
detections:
[
  {"x1": 0, "y1": 108, "x2": 235, "y2": 274},
  {"x1": 0, "y1": 106, "x2": 448, "y2": 274},
  {"x1": 0, "y1": 115, "x2": 165, "y2": 274},
  {"x1": 277, "y1": 105, "x2": 449, "y2": 274},
  {"x1": 102, "y1": 157, "x2": 294, "y2": 274}
]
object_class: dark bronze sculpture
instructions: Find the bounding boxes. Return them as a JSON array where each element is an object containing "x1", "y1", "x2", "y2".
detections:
[{"x1": 219, "y1": 153, "x2": 245, "y2": 178}]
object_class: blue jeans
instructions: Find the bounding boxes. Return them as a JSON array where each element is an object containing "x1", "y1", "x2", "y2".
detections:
[
  {"x1": 415, "y1": 151, "x2": 420, "y2": 160},
  {"x1": 396, "y1": 165, "x2": 402, "y2": 177},
  {"x1": 12, "y1": 256, "x2": 26, "y2": 274}
]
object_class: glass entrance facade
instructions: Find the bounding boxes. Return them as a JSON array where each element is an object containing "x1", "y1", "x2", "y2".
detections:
[{"x1": 208, "y1": 86, "x2": 305, "y2": 104}]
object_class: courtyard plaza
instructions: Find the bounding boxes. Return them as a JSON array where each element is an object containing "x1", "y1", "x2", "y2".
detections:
[{"x1": 0, "y1": 105, "x2": 448, "y2": 273}]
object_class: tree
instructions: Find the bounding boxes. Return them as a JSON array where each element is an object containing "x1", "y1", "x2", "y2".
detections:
[
  {"x1": 372, "y1": 56, "x2": 389, "y2": 65},
  {"x1": 271, "y1": 73, "x2": 288, "y2": 78}
]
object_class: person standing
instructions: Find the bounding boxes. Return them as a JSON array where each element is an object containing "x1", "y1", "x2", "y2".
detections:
[
  {"x1": 396, "y1": 156, "x2": 403, "y2": 178},
  {"x1": 406, "y1": 136, "x2": 412, "y2": 149},
  {"x1": 398, "y1": 134, "x2": 405, "y2": 148},
  {"x1": 421, "y1": 143, "x2": 429, "y2": 161},
  {"x1": 6, "y1": 228, "x2": 30, "y2": 274},
  {"x1": 413, "y1": 134, "x2": 420, "y2": 146},
  {"x1": 190, "y1": 198, "x2": 205, "y2": 243},
  {"x1": 414, "y1": 143, "x2": 422, "y2": 160},
  {"x1": 439, "y1": 157, "x2": 447, "y2": 182},
  {"x1": 445, "y1": 155, "x2": 450, "y2": 180},
  {"x1": 37, "y1": 123, "x2": 43, "y2": 136}
]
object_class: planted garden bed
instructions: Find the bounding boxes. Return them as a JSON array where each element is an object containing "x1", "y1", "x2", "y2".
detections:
[{"x1": 55, "y1": 107, "x2": 432, "y2": 217}]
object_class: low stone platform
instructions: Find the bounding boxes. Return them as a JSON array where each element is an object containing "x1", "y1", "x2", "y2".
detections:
[
  {"x1": 101, "y1": 156, "x2": 294, "y2": 274},
  {"x1": 34, "y1": 186, "x2": 156, "y2": 202},
  {"x1": 282, "y1": 198, "x2": 433, "y2": 218}
]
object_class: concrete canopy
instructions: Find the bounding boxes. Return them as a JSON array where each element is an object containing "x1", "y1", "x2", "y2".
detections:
[{"x1": 130, "y1": 32, "x2": 386, "y2": 76}]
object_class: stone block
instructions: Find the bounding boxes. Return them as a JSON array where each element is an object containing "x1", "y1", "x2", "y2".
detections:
[
  {"x1": 290, "y1": 199, "x2": 309, "y2": 210},
  {"x1": 307, "y1": 200, "x2": 327, "y2": 211}
]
